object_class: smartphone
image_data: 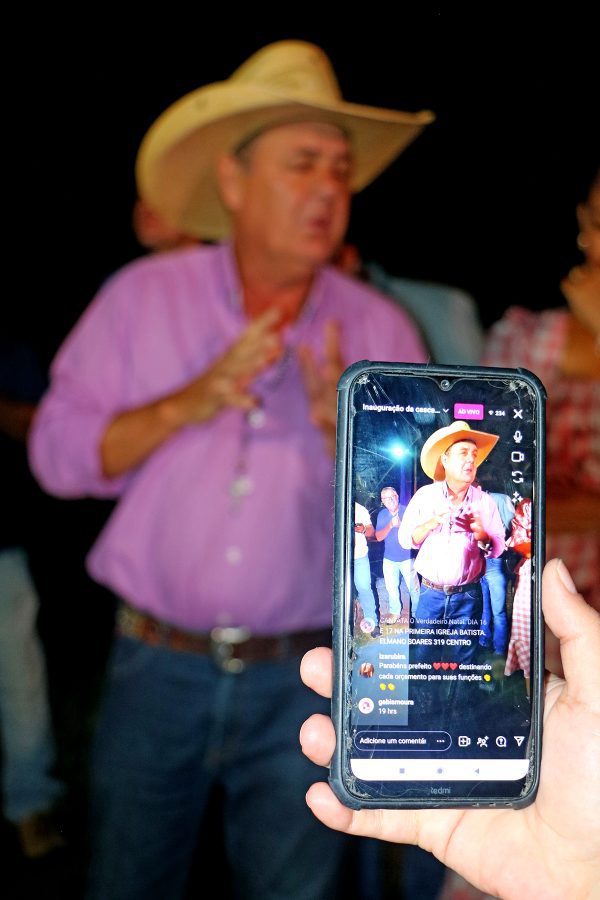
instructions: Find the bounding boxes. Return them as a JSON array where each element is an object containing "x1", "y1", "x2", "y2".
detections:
[{"x1": 331, "y1": 361, "x2": 546, "y2": 809}]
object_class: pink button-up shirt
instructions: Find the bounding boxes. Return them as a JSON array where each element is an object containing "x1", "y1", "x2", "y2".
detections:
[
  {"x1": 398, "y1": 481, "x2": 505, "y2": 586},
  {"x1": 29, "y1": 242, "x2": 426, "y2": 633}
]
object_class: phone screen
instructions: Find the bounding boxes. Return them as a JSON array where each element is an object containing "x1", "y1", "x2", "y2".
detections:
[{"x1": 333, "y1": 363, "x2": 545, "y2": 807}]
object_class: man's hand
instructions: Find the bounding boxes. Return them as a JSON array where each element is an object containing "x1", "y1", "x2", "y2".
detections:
[
  {"x1": 297, "y1": 320, "x2": 345, "y2": 458},
  {"x1": 458, "y1": 507, "x2": 487, "y2": 543},
  {"x1": 411, "y1": 504, "x2": 450, "y2": 546},
  {"x1": 433, "y1": 501, "x2": 452, "y2": 526},
  {"x1": 299, "y1": 559, "x2": 600, "y2": 900},
  {"x1": 101, "y1": 307, "x2": 283, "y2": 478},
  {"x1": 172, "y1": 306, "x2": 284, "y2": 422}
]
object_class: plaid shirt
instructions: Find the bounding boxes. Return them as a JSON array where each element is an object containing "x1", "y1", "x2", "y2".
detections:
[
  {"x1": 504, "y1": 499, "x2": 532, "y2": 676},
  {"x1": 483, "y1": 306, "x2": 599, "y2": 607}
]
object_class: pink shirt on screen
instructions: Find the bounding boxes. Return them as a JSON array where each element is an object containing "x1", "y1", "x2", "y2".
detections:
[{"x1": 398, "y1": 481, "x2": 505, "y2": 587}]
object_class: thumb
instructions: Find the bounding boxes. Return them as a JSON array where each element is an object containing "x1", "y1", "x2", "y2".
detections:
[{"x1": 542, "y1": 558, "x2": 600, "y2": 707}]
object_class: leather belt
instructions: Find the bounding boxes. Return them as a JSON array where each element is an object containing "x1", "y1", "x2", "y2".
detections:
[
  {"x1": 421, "y1": 577, "x2": 481, "y2": 596},
  {"x1": 116, "y1": 603, "x2": 331, "y2": 673}
]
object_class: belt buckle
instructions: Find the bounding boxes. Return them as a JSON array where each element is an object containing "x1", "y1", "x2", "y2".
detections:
[{"x1": 210, "y1": 626, "x2": 252, "y2": 673}]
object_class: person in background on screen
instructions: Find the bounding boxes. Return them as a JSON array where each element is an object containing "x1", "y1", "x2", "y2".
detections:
[
  {"x1": 0, "y1": 339, "x2": 66, "y2": 860},
  {"x1": 353, "y1": 501, "x2": 379, "y2": 633}
]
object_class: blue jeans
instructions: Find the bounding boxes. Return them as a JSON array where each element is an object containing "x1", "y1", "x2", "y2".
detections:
[
  {"x1": 353, "y1": 555, "x2": 378, "y2": 622},
  {"x1": 382, "y1": 558, "x2": 419, "y2": 616},
  {"x1": 411, "y1": 584, "x2": 483, "y2": 726},
  {"x1": 86, "y1": 635, "x2": 350, "y2": 900},
  {"x1": 480, "y1": 556, "x2": 509, "y2": 655},
  {"x1": 0, "y1": 547, "x2": 63, "y2": 821},
  {"x1": 413, "y1": 584, "x2": 483, "y2": 668}
]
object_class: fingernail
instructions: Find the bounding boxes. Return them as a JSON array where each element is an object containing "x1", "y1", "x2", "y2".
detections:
[{"x1": 556, "y1": 559, "x2": 577, "y2": 594}]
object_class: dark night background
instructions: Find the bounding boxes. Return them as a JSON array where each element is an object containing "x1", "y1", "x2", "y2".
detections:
[
  {"x1": 12, "y1": 11, "x2": 598, "y2": 359},
  {"x1": 4, "y1": 9, "x2": 598, "y2": 896}
]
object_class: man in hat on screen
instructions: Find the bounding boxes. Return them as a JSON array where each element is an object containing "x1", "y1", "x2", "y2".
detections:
[
  {"x1": 399, "y1": 421, "x2": 506, "y2": 676},
  {"x1": 29, "y1": 40, "x2": 431, "y2": 899}
]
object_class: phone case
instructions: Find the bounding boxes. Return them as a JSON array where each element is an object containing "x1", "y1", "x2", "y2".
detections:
[{"x1": 330, "y1": 361, "x2": 546, "y2": 809}]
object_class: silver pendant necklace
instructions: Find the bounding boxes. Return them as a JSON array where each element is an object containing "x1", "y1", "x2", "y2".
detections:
[{"x1": 228, "y1": 345, "x2": 294, "y2": 509}]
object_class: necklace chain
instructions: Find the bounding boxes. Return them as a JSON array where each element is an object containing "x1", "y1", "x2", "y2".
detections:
[{"x1": 228, "y1": 345, "x2": 295, "y2": 510}]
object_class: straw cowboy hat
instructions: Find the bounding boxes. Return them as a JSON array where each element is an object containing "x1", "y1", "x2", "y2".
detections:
[
  {"x1": 135, "y1": 40, "x2": 434, "y2": 240},
  {"x1": 420, "y1": 421, "x2": 499, "y2": 481}
]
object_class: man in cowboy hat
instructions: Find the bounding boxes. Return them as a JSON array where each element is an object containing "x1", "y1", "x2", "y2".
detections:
[
  {"x1": 29, "y1": 40, "x2": 431, "y2": 899},
  {"x1": 398, "y1": 421, "x2": 506, "y2": 687}
]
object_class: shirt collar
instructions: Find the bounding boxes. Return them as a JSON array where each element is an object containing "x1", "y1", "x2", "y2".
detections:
[
  {"x1": 217, "y1": 240, "x2": 325, "y2": 338},
  {"x1": 442, "y1": 481, "x2": 476, "y2": 505}
]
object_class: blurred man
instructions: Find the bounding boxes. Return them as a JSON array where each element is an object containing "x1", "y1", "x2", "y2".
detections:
[{"x1": 29, "y1": 40, "x2": 431, "y2": 900}]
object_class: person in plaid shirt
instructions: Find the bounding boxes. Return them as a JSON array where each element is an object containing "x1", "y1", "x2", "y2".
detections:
[
  {"x1": 504, "y1": 497, "x2": 532, "y2": 694},
  {"x1": 483, "y1": 166, "x2": 599, "y2": 678},
  {"x1": 409, "y1": 163, "x2": 600, "y2": 900}
]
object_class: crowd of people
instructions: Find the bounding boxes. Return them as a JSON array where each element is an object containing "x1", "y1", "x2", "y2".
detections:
[
  {"x1": 352, "y1": 424, "x2": 529, "y2": 666},
  {"x1": 2, "y1": 37, "x2": 598, "y2": 900}
]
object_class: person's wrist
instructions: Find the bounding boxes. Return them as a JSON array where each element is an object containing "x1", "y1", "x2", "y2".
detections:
[
  {"x1": 159, "y1": 385, "x2": 211, "y2": 430},
  {"x1": 173, "y1": 373, "x2": 225, "y2": 426},
  {"x1": 154, "y1": 394, "x2": 184, "y2": 432}
]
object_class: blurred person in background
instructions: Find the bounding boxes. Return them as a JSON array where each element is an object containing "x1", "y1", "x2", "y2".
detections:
[
  {"x1": 131, "y1": 196, "x2": 201, "y2": 254},
  {"x1": 28, "y1": 40, "x2": 431, "y2": 900},
  {"x1": 0, "y1": 339, "x2": 65, "y2": 861},
  {"x1": 482, "y1": 165, "x2": 599, "y2": 677}
]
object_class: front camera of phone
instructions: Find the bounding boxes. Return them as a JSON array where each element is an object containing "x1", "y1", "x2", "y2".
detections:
[{"x1": 440, "y1": 379, "x2": 452, "y2": 391}]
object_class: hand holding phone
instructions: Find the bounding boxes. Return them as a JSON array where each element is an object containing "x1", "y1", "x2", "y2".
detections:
[
  {"x1": 463, "y1": 507, "x2": 487, "y2": 541},
  {"x1": 300, "y1": 558, "x2": 600, "y2": 899}
]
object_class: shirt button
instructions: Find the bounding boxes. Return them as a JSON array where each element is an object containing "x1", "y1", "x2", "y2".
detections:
[
  {"x1": 229, "y1": 475, "x2": 254, "y2": 499},
  {"x1": 247, "y1": 408, "x2": 266, "y2": 429},
  {"x1": 225, "y1": 546, "x2": 243, "y2": 565}
]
